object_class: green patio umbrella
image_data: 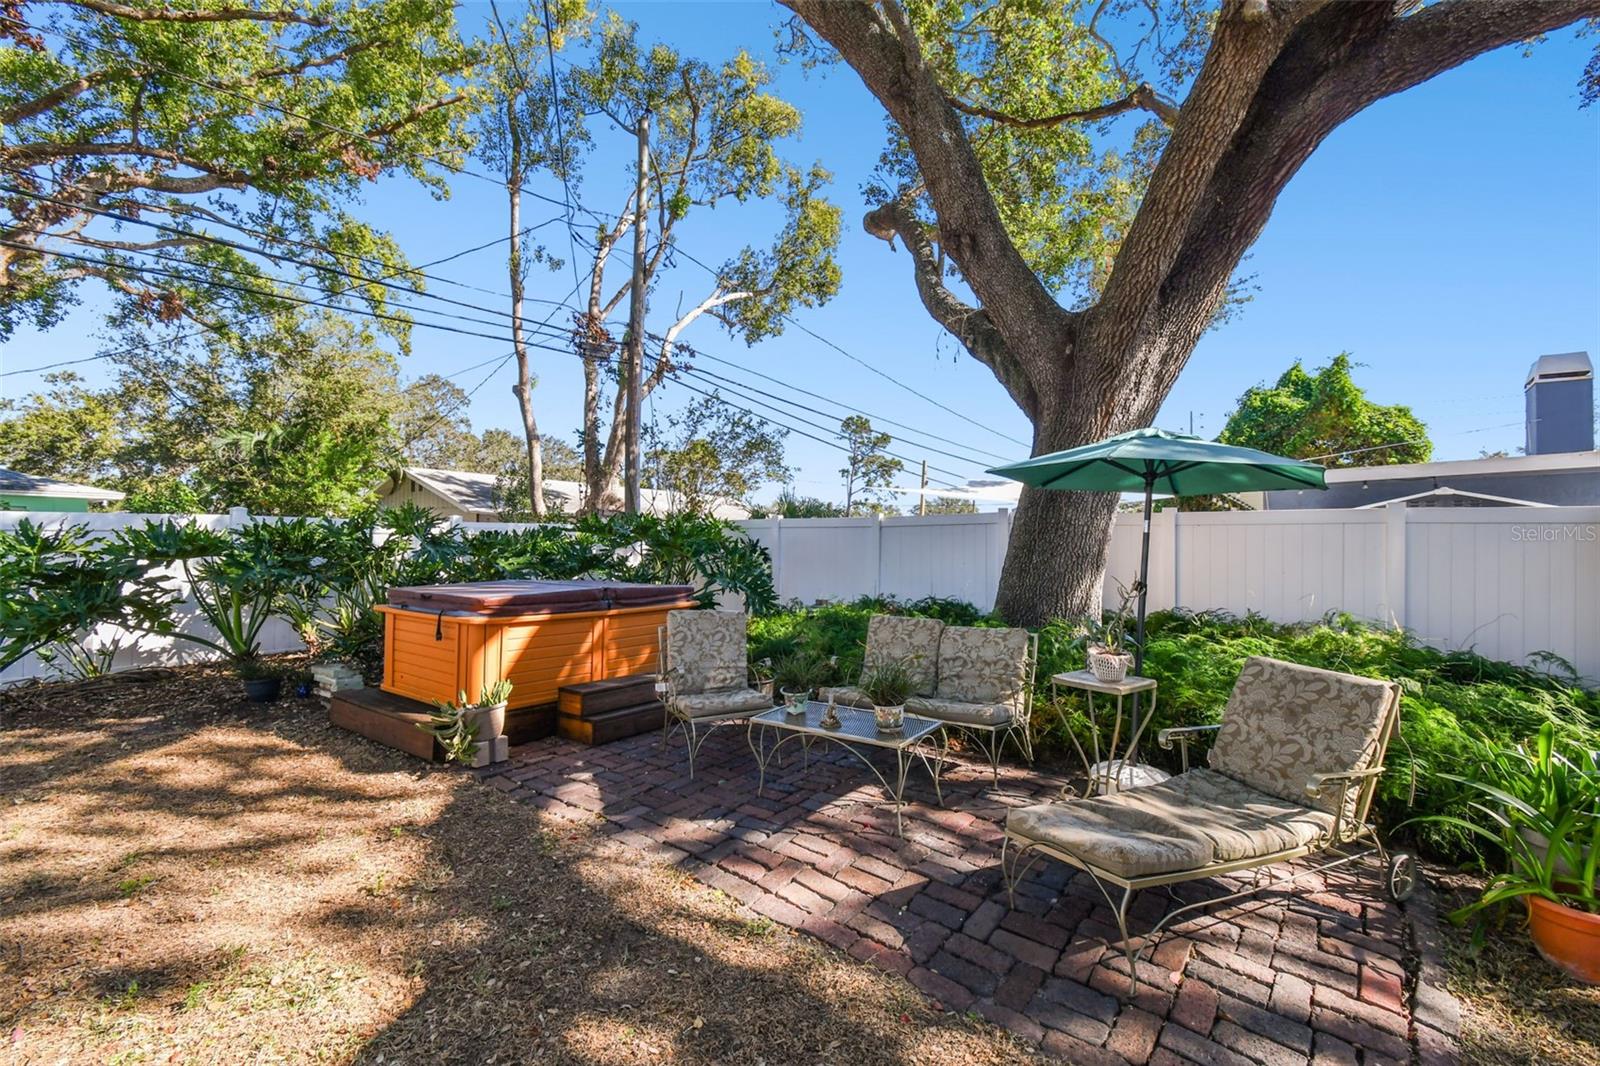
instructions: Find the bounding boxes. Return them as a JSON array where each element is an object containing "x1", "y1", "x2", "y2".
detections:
[{"x1": 988, "y1": 428, "x2": 1327, "y2": 690}]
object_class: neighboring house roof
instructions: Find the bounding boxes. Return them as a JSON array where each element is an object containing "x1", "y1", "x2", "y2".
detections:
[
  {"x1": 1352, "y1": 487, "x2": 1555, "y2": 509},
  {"x1": 1321, "y1": 450, "x2": 1598, "y2": 484},
  {"x1": 384, "y1": 467, "x2": 751, "y2": 520},
  {"x1": 0, "y1": 468, "x2": 125, "y2": 502},
  {"x1": 398, "y1": 467, "x2": 500, "y2": 514}
]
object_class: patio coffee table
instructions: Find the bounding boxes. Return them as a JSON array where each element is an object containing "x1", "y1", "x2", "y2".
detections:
[{"x1": 747, "y1": 702, "x2": 946, "y2": 836}]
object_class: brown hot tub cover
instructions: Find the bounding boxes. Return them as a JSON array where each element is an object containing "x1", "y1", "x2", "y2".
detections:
[{"x1": 386, "y1": 578, "x2": 696, "y2": 617}]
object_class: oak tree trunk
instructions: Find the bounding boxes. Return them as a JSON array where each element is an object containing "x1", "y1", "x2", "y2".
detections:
[{"x1": 505, "y1": 105, "x2": 545, "y2": 519}]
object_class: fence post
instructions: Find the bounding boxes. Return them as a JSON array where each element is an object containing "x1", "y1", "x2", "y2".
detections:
[
  {"x1": 226, "y1": 505, "x2": 249, "y2": 529},
  {"x1": 1155, "y1": 505, "x2": 1180, "y2": 611},
  {"x1": 1383, "y1": 502, "x2": 1407, "y2": 628},
  {"x1": 769, "y1": 516, "x2": 784, "y2": 602},
  {"x1": 870, "y1": 513, "x2": 883, "y2": 597}
]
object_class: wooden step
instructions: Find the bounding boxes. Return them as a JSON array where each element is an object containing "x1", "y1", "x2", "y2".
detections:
[
  {"x1": 329, "y1": 688, "x2": 443, "y2": 761},
  {"x1": 557, "y1": 700, "x2": 664, "y2": 746},
  {"x1": 557, "y1": 674, "x2": 658, "y2": 718},
  {"x1": 505, "y1": 702, "x2": 557, "y2": 745}
]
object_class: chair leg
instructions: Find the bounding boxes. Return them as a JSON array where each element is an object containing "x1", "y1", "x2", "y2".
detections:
[
  {"x1": 685, "y1": 720, "x2": 700, "y2": 780},
  {"x1": 1113, "y1": 885, "x2": 1139, "y2": 997},
  {"x1": 1000, "y1": 834, "x2": 1016, "y2": 908}
]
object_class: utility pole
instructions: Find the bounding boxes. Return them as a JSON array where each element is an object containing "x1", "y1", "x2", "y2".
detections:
[
  {"x1": 918, "y1": 459, "x2": 928, "y2": 516},
  {"x1": 624, "y1": 112, "x2": 650, "y2": 514}
]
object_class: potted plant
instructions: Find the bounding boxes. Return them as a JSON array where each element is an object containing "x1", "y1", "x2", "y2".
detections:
[
  {"x1": 237, "y1": 658, "x2": 282, "y2": 703},
  {"x1": 1079, "y1": 580, "x2": 1140, "y2": 683},
  {"x1": 859, "y1": 658, "x2": 916, "y2": 733},
  {"x1": 418, "y1": 681, "x2": 514, "y2": 765},
  {"x1": 1412, "y1": 723, "x2": 1599, "y2": 984},
  {"x1": 772, "y1": 650, "x2": 833, "y2": 712}
]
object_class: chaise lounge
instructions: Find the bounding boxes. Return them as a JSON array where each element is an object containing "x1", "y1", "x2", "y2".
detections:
[{"x1": 1001, "y1": 655, "x2": 1415, "y2": 990}]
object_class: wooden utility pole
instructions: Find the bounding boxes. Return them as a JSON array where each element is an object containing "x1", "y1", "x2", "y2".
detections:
[
  {"x1": 918, "y1": 459, "x2": 928, "y2": 516},
  {"x1": 624, "y1": 112, "x2": 650, "y2": 514}
]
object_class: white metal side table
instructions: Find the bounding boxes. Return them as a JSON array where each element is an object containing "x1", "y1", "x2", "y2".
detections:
[{"x1": 1049, "y1": 670, "x2": 1170, "y2": 796}]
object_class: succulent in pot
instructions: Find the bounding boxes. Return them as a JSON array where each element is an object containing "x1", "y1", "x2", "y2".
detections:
[
  {"x1": 420, "y1": 681, "x2": 515, "y2": 765},
  {"x1": 1406, "y1": 722, "x2": 1599, "y2": 984},
  {"x1": 860, "y1": 659, "x2": 916, "y2": 733}
]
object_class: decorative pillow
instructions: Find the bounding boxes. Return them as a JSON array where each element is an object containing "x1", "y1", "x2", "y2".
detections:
[
  {"x1": 666, "y1": 610, "x2": 748, "y2": 694},
  {"x1": 934, "y1": 625, "x2": 1029, "y2": 705},
  {"x1": 1207, "y1": 656, "x2": 1398, "y2": 818},
  {"x1": 863, "y1": 615, "x2": 945, "y2": 697}
]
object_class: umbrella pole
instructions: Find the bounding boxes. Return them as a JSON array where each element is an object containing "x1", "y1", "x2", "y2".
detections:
[{"x1": 1130, "y1": 476, "x2": 1154, "y2": 757}]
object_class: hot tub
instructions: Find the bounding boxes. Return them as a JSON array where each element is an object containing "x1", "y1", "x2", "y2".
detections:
[{"x1": 377, "y1": 580, "x2": 695, "y2": 725}]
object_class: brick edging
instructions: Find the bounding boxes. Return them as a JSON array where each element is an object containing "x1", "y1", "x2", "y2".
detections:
[{"x1": 1405, "y1": 875, "x2": 1463, "y2": 1066}]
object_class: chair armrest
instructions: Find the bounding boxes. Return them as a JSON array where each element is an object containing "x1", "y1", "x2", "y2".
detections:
[
  {"x1": 1303, "y1": 766, "x2": 1384, "y2": 802},
  {"x1": 1156, "y1": 723, "x2": 1222, "y2": 749},
  {"x1": 1157, "y1": 723, "x2": 1220, "y2": 772}
]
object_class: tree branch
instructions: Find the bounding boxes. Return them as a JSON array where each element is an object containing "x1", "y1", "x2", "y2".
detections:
[
  {"x1": 51, "y1": 0, "x2": 330, "y2": 26},
  {"x1": 0, "y1": 68, "x2": 121, "y2": 125},
  {"x1": 863, "y1": 197, "x2": 1038, "y2": 419},
  {"x1": 1151, "y1": 0, "x2": 1600, "y2": 395},
  {"x1": 947, "y1": 81, "x2": 1178, "y2": 128},
  {"x1": 779, "y1": 0, "x2": 1070, "y2": 394}
]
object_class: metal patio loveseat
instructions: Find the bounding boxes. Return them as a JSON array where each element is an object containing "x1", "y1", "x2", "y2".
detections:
[
  {"x1": 1001, "y1": 655, "x2": 1415, "y2": 990},
  {"x1": 821, "y1": 614, "x2": 1038, "y2": 785}
]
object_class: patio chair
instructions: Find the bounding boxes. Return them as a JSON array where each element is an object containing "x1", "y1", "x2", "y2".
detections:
[
  {"x1": 818, "y1": 613, "x2": 945, "y2": 710},
  {"x1": 659, "y1": 609, "x2": 773, "y2": 779},
  {"x1": 1000, "y1": 656, "x2": 1415, "y2": 994},
  {"x1": 905, "y1": 625, "x2": 1038, "y2": 786}
]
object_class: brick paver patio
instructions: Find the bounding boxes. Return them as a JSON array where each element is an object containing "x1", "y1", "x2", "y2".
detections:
[{"x1": 479, "y1": 726, "x2": 1460, "y2": 1065}]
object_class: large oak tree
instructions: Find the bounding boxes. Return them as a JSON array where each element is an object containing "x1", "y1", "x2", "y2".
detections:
[{"x1": 782, "y1": 0, "x2": 1599, "y2": 624}]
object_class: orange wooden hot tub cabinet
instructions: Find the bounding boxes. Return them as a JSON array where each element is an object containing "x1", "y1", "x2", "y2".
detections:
[{"x1": 378, "y1": 580, "x2": 695, "y2": 712}]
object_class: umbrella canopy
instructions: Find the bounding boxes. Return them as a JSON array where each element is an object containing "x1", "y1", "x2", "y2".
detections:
[
  {"x1": 988, "y1": 428, "x2": 1327, "y2": 495},
  {"x1": 988, "y1": 428, "x2": 1327, "y2": 757}
]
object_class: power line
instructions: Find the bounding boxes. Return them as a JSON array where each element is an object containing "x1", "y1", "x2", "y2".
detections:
[
  {"x1": 7, "y1": 188, "x2": 1009, "y2": 470},
  {"x1": 658, "y1": 240, "x2": 1032, "y2": 449}
]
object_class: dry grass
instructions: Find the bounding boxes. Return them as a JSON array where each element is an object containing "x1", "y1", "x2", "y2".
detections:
[
  {"x1": 1431, "y1": 874, "x2": 1600, "y2": 1066},
  {"x1": 0, "y1": 664, "x2": 1038, "y2": 1065}
]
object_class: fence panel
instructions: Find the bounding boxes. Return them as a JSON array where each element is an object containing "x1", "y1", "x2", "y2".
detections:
[{"x1": 7, "y1": 504, "x2": 1597, "y2": 686}]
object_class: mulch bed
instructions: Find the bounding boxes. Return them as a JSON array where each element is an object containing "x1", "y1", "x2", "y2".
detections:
[{"x1": 0, "y1": 663, "x2": 1039, "y2": 1065}]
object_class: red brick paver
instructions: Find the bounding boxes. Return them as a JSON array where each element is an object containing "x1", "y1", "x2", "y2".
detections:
[{"x1": 480, "y1": 728, "x2": 1457, "y2": 1064}]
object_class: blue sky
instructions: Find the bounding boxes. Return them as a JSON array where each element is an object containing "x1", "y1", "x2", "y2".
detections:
[{"x1": 4, "y1": 2, "x2": 1597, "y2": 507}]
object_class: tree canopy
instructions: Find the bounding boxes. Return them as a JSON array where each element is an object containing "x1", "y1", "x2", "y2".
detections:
[
  {"x1": 838, "y1": 414, "x2": 902, "y2": 515},
  {"x1": 1220, "y1": 353, "x2": 1431, "y2": 467},
  {"x1": 644, "y1": 393, "x2": 789, "y2": 515},
  {"x1": 1, "y1": 0, "x2": 477, "y2": 352}
]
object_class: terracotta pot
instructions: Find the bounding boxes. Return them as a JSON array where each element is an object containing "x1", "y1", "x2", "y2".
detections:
[
  {"x1": 1526, "y1": 893, "x2": 1600, "y2": 985},
  {"x1": 465, "y1": 702, "x2": 507, "y2": 741}
]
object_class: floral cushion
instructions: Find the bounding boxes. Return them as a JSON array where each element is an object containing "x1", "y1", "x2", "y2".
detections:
[
  {"x1": 671, "y1": 688, "x2": 773, "y2": 719},
  {"x1": 935, "y1": 626, "x2": 1030, "y2": 705},
  {"x1": 1207, "y1": 656, "x2": 1398, "y2": 818},
  {"x1": 666, "y1": 610, "x2": 748, "y2": 695},
  {"x1": 1006, "y1": 767, "x2": 1339, "y2": 879},
  {"x1": 1007, "y1": 800, "x2": 1212, "y2": 879},
  {"x1": 905, "y1": 695, "x2": 1013, "y2": 726},
  {"x1": 818, "y1": 685, "x2": 873, "y2": 709},
  {"x1": 863, "y1": 615, "x2": 945, "y2": 697},
  {"x1": 1105, "y1": 768, "x2": 1337, "y2": 861}
]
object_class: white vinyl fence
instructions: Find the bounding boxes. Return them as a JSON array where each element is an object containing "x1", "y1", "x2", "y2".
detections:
[
  {"x1": 4, "y1": 504, "x2": 1597, "y2": 686},
  {"x1": 740, "y1": 506, "x2": 1600, "y2": 683}
]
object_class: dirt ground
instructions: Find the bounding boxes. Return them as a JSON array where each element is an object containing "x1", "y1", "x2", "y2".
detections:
[
  {"x1": 4, "y1": 664, "x2": 1598, "y2": 1065},
  {"x1": 0, "y1": 663, "x2": 1039, "y2": 1065},
  {"x1": 1431, "y1": 873, "x2": 1600, "y2": 1066}
]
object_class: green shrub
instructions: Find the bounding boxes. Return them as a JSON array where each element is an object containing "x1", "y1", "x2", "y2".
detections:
[{"x1": 751, "y1": 600, "x2": 1599, "y2": 864}]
